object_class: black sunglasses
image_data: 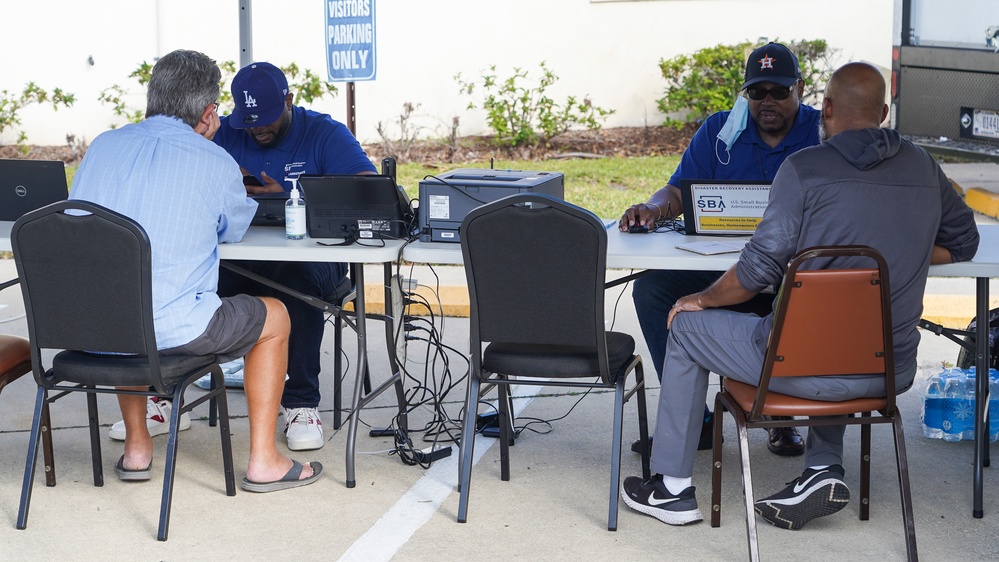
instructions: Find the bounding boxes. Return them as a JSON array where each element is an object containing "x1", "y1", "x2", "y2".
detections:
[{"x1": 744, "y1": 85, "x2": 793, "y2": 101}]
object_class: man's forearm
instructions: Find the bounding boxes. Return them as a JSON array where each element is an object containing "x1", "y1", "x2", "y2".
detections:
[{"x1": 699, "y1": 266, "x2": 758, "y2": 309}]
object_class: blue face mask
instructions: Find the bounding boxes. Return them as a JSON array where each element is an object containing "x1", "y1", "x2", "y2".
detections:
[{"x1": 715, "y1": 95, "x2": 749, "y2": 165}]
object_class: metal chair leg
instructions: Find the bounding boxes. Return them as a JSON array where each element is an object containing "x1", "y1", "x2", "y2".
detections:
[
  {"x1": 41, "y1": 402, "x2": 56, "y2": 487},
  {"x1": 711, "y1": 393, "x2": 726, "y2": 528},
  {"x1": 634, "y1": 362, "x2": 651, "y2": 480},
  {"x1": 892, "y1": 416, "x2": 918, "y2": 561},
  {"x1": 456, "y1": 375, "x2": 481, "y2": 523},
  {"x1": 736, "y1": 420, "x2": 760, "y2": 562},
  {"x1": 860, "y1": 414, "x2": 872, "y2": 521},
  {"x1": 86, "y1": 392, "x2": 103, "y2": 486},
  {"x1": 608, "y1": 377, "x2": 626, "y2": 531},
  {"x1": 16, "y1": 386, "x2": 47, "y2": 530}
]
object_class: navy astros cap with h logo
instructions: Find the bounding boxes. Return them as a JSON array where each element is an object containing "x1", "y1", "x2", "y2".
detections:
[{"x1": 741, "y1": 42, "x2": 801, "y2": 90}]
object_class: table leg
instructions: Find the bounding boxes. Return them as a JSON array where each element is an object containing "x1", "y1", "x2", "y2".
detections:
[
  {"x1": 973, "y1": 276, "x2": 990, "y2": 518},
  {"x1": 345, "y1": 263, "x2": 367, "y2": 489}
]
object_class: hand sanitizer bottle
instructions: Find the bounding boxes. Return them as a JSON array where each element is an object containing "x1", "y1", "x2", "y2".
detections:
[{"x1": 285, "y1": 178, "x2": 307, "y2": 240}]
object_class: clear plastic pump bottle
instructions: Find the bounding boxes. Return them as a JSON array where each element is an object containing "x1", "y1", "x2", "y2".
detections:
[{"x1": 285, "y1": 177, "x2": 307, "y2": 240}]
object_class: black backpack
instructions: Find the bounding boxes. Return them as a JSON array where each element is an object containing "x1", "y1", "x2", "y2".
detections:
[{"x1": 956, "y1": 308, "x2": 999, "y2": 370}]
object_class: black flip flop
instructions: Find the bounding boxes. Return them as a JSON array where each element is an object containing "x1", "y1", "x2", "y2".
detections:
[
  {"x1": 240, "y1": 460, "x2": 324, "y2": 493},
  {"x1": 114, "y1": 455, "x2": 152, "y2": 482}
]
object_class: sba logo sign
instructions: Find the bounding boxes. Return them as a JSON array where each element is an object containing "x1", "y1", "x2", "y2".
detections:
[{"x1": 696, "y1": 196, "x2": 726, "y2": 212}]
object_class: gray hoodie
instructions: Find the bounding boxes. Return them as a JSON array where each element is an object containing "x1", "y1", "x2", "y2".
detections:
[{"x1": 737, "y1": 127, "x2": 979, "y2": 388}]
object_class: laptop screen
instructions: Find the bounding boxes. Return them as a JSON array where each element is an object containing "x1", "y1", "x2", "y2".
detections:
[
  {"x1": 678, "y1": 179, "x2": 771, "y2": 235},
  {"x1": 298, "y1": 174, "x2": 413, "y2": 239},
  {"x1": 0, "y1": 159, "x2": 68, "y2": 221}
]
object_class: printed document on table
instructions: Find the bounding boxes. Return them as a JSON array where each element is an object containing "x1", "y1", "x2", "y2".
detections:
[{"x1": 675, "y1": 239, "x2": 748, "y2": 255}]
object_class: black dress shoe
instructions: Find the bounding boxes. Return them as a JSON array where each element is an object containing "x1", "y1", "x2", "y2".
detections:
[
  {"x1": 766, "y1": 424, "x2": 805, "y2": 456},
  {"x1": 630, "y1": 415, "x2": 718, "y2": 454}
]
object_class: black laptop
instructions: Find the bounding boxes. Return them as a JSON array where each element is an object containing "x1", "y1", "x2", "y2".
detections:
[
  {"x1": 298, "y1": 174, "x2": 413, "y2": 239},
  {"x1": 678, "y1": 179, "x2": 771, "y2": 235},
  {"x1": 0, "y1": 159, "x2": 68, "y2": 221},
  {"x1": 250, "y1": 192, "x2": 290, "y2": 226}
]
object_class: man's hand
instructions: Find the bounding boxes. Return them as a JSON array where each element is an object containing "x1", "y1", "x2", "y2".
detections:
[
  {"x1": 619, "y1": 203, "x2": 662, "y2": 232},
  {"x1": 244, "y1": 170, "x2": 285, "y2": 195},
  {"x1": 667, "y1": 294, "x2": 706, "y2": 329}
]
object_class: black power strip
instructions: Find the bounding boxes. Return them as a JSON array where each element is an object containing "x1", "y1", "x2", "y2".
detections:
[{"x1": 412, "y1": 445, "x2": 453, "y2": 463}]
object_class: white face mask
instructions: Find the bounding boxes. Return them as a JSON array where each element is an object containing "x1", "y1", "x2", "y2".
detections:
[{"x1": 715, "y1": 95, "x2": 749, "y2": 165}]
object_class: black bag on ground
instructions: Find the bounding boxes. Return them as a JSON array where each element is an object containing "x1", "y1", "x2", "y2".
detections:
[{"x1": 955, "y1": 307, "x2": 999, "y2": 369}]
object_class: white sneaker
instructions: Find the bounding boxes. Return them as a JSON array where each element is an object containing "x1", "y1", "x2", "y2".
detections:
[
  {"x1": 108, "y1": 397, "x2": 192, "y2": 441},
  {"x1": 284, "y1": 407, "x2": 324, "y2": 451}
]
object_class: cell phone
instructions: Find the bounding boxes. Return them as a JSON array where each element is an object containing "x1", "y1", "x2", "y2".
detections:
[{"x1": 242, "y1": 175, "x2": 264, "y2": 187}]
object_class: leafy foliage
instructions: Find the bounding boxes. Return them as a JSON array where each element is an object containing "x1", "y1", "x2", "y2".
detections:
[
  {"x1": 656, "y1": 39, "x2": 838, "y2": 128},
  {"x1": 456, "y1": 62, "x2": 614, "y2": 148},
  {"x1": 0, "y1": 83, "x2": 76, "y2": 148},
  {"x1": 99, "y1": 60, "x2": 338, "y2": 127}
]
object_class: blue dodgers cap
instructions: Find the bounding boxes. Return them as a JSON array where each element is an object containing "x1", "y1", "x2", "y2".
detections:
[
  {"x1": 228, "y1": 62, "x2": 289, "y2": 129},
  {"x1": 741, "y1": 42, "x2": 802, "y2": 89}
]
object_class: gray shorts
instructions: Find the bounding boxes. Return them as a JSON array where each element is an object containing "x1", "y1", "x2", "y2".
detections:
[{"x1": 161, "y1": 294, "x2": 267, "y2": 363}]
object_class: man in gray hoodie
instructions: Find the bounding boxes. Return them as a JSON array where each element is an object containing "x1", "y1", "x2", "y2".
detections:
[{"x1": 621, "y1": 62, "x2": 979, "y2": 530}]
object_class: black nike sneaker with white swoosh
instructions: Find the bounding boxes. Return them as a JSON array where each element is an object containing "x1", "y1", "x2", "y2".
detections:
[
  {"x1": 754, "y1": 464, "x2": 850, "y2": 530},
  {"x1": 621, "y1": 474, "x2": 703, "y2": 525}
]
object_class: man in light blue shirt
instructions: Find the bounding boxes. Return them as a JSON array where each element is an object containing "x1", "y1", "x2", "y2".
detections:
[{"x1": 70, "y1": 49, "x2": 321, "y2": 492}]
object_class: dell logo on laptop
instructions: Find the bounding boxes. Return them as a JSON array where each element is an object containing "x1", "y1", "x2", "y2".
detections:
[{"x1": 15, "y1": 185, "x2": 27, "y2": 197}]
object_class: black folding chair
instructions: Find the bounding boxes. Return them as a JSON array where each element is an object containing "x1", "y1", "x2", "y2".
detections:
[
  {"x1": 12, "y1": 200, "x2": 235, "y2": 541},
  {"x1": 456, "y1": 193, "x2": 650, "y2": 531}
]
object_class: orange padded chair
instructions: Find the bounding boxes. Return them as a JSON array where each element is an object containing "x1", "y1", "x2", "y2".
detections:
[{"x1": 710, "y1": 246, "x2": 916, "y2": 561}]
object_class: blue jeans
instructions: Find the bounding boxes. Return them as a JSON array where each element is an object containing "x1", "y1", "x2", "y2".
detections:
[{"x1": 218, "y1": 260, "x2": 348, "y2": 409}]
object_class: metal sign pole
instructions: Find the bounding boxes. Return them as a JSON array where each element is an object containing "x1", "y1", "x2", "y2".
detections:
[
  {"x1": 238, "y1": 0, "x2": 253, "y2": 67},
  {"x1": 347, "y1": 81, "x2": 356, "y2": 136}
]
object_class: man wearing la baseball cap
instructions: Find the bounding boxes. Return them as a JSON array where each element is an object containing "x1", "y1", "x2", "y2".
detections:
[
  {"x1": 108, "y1": 61, "x2": 377, "y2": 453},
  {"x1": 618, "y1": 41, "x2": 821, "y2": 473},
  {"x1": 216, "y1": 61, "x2": 377, "y2": 452}
]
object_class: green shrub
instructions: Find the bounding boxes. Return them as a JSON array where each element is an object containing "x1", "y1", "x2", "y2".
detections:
[
  {"x1": 657, "y1": 39, "x2": 837, "y2": 128},
  {"x1": 0, "y1": 83, "x2": 76, "y2": 148},
  {"x1": 99, "y1": 61, "x2": 337, "y2": 128},
  {"x1": 456, "y1": 61, "x2": 614, "y2": 148}
]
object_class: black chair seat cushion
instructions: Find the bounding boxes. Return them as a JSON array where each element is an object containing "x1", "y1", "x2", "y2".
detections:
[
  {"x1": 50, "y1": 351, "x2": 216, "y2": 388},
  {"x1": 483, "y1": 331, "x2": 635, "y2": 382}
]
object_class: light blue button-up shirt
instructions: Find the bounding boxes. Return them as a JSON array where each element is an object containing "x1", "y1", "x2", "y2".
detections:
[{"x1": 70, "y1": 115, "x2": 257, "y2": 349}]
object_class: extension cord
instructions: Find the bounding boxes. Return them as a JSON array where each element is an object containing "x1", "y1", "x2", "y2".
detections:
[
  {"x1": 412, "y1": 445, "x2": 452, "y2": 463},
  {"x1": 390, "y1": 273, "x2": 407, "y2": 365}
]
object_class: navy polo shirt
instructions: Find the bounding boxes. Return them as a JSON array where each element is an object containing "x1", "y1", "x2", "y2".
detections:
[
  {"x1": 215, "y1": 105, "x2": 376, "y2": 191},
  {"x1": 668, "y1": 104, "x2": 821, "y2": 186}
]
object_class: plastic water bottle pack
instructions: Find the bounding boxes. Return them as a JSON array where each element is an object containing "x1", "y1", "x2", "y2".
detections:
[{"x1": 921, "y1": 367, "x2": 999, "y2": 442}]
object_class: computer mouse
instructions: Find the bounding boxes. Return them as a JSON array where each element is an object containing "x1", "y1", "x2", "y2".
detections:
[{"x1": 628, "y1": 224, "x2": 649, "y2": 234}]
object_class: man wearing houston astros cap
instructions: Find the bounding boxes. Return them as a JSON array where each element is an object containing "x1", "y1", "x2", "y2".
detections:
[{"x1": 620, "y1": 42, "x2": 820, "y2": 461}]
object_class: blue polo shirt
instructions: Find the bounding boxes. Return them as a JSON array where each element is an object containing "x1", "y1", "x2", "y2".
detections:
[
  {"x1": 214, "y1": 105, "x2": 377, "y2": 190},
  {"x1": 668, "y1": 104, "x2": 821, "y2": 186},
  {"x1": 70, "y1": 116, "x2": 255, "y2": 350}
]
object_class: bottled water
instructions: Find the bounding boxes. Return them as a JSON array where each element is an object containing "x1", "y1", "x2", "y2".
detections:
[
  {"x1": 941, "y1": 372, "x2": 969, "y2": 442},
  {"x1": 923, "y1": 367, "x2": 999, "y2": 443},
  {"x1": 921, "y1": 373, "x2": 944, "y2": 440}
]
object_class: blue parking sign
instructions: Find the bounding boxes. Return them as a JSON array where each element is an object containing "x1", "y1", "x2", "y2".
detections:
[{"x1": 326, "y1": 0, "x2": 377, "y2": 82}]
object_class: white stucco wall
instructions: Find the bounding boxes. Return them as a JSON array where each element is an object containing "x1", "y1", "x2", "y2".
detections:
[{"x1": 2, "y1": 0, "x2": 893, "y2": 147}]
